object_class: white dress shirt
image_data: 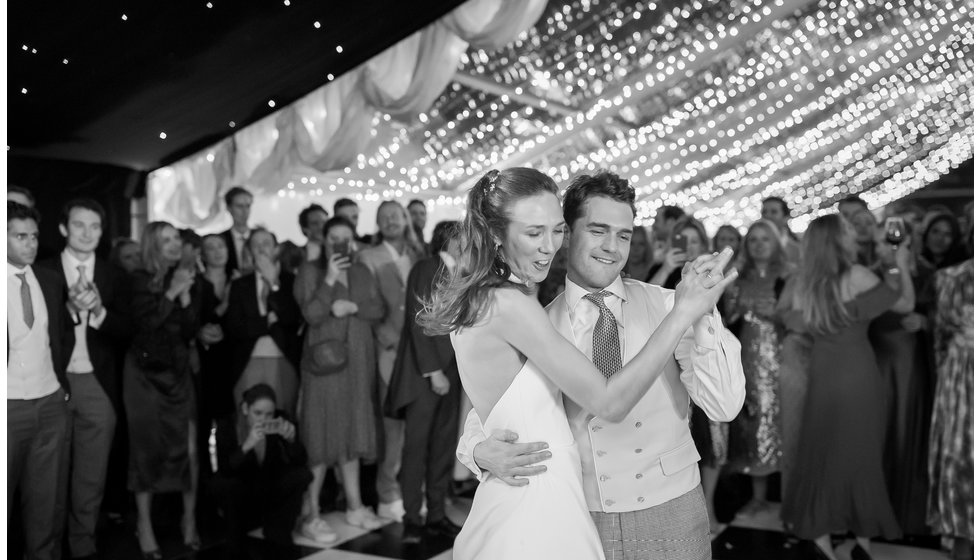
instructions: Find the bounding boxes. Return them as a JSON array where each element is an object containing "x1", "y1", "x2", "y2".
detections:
[
  {"x1": 251, "y1": 272, "x2": 283, "y2": 358},
  {"x1": 61, "y1": 250, "x2": 107, "y2": 374},
  {"x1": 7, "y1": 263, "x2": 61, "y2": 399},
  {"x1": 383, "y1": 240, "x2": 413, "y2": 283}
]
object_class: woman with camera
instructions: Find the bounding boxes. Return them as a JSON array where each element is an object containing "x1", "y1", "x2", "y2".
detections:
[
  {"x1": 293, "y1": 216, "x2": 387, "y2": 543},
  {"x1": 210, "y1": 383, "x2": 311, "y2": 553}
]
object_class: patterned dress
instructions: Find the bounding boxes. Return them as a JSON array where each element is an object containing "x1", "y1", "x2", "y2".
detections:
[
  {"x1": 927, "y1": 259, "x2": 974, "y2": 545},
  {"x1": 724, "y1": 270, "x2": 782, "y2": 476}
]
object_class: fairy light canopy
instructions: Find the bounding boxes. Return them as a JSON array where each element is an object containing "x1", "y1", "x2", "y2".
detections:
[{"x1": 145, "y1": 0, "x2": 972, "y2": 234}]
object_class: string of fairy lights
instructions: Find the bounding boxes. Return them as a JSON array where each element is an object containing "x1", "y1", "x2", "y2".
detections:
[{"x1": 265, "y1": 0, "x2": 972, "y2": 233}]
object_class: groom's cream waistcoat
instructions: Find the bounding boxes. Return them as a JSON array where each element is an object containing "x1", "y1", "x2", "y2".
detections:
[{"x1": 547, "y1": 278, "x2": 742, "y2": 513}]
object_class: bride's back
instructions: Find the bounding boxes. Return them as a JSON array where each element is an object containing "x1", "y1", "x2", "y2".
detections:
[{"x1": 451, "y1": 288, "x2": 530, "y2": 423}]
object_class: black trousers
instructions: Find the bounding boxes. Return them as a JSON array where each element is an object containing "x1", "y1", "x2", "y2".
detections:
[
  {"x1": 398, "y1": 379, "x2": 461, "y2": 526},
  {"x1": 210, "y1": 465, "x2": 312, "y2": 547}
]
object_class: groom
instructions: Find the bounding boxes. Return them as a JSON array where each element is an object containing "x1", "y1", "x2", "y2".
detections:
[{"x1": 457, "y1": 172, "x2": 745, "y2": 560}]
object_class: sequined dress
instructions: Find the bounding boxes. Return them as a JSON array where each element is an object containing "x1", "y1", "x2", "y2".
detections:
[{"x1": 724, "y1": 270, "x2": 782, "y2": 476}]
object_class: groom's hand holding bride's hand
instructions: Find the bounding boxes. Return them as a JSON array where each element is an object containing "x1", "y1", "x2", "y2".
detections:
[
  {"x1": 673, "y1": 246, "x2": 738, "y2": 321},
  {"x1": 473, "y1": 430, "x2": 552, "y2": 487}
]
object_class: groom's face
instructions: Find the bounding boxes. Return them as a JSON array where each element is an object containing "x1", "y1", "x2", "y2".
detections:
[{"x1": 566, "y1": 196, "x2": 634, "y2": 291}]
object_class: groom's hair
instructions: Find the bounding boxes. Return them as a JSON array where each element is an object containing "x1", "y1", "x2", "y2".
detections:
[{"x1": 562, "y1": 171, "x2": 636, "y2": 229}]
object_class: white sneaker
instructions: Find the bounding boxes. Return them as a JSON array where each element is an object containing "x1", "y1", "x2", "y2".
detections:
[
  {"x1": 299, "y1": 517, "x2": 338, "y2": 544},
  {"x1": 377, "y1": 499, "x2": 406, "y2": 523},
  {"x1": 346, "y1": 506, "x2": 385, "y2": 530}
]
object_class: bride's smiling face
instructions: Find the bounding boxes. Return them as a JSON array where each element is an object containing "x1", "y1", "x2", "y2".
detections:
[{"x1": 498, "y1": 192, "x2": 565, "y2": 284}]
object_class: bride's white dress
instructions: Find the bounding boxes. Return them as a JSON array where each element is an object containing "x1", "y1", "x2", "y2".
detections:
[{"x1": 454, "y1": 359, "x2": 605, "y2": 559}]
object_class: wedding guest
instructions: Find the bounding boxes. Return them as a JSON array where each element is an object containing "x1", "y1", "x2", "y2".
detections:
[
  {"x1": 125, "y1": 221, "x2": 203, "y2": 558},
  {"x1": 38, "y1": 198, "x2": 131, "y2": 559},
  {"x1": 869, "y1": 225, "x2": 936, "y2": 536},
  {"x1": 837, "y1": 195, "x2": 869, "y2": 222},
  {"x1": 110, "y1": 237, "x2": 142, "y2": 274},
  {"x1": 761, "y1": 196, "x2": 801, "y2": 264},
  {"x1": 357, "y1": 200, "x2": 426, "y2": 522},
  {"x1": 624, "y1": 225, "x2": 654, "y2": 279},
  {"x1": 713, "y1": 225, "x2": 742, "y2": 273},
  {"x1": 723, "y1": 219, "x2": 789, "y2": 517},
  {"x1": 920, "y1": 213, "x2": 966, "y2": 270},
  {"x1": 197, "y1": 234, "x2": 233, "y2": 471},
  {"x1": 927, "y1": 252, "x2": 973, "y2": 560},
  {"x1": 387, "y1": 221, "x2": 463, "y2": 543},
  {"x1": 646, "y1": 217, "x2": 710, "y2": 288},
  {"x1": 294, "y1": 217, "x2": 387, "y2": 542},
  {"x1": 407, "y1": 199, "x2": 429, "y2": 249},
  {"x1": 783, "y1": 214, "x2": 914, "y2": 560},
  {"x1": 298, "y1": 204, "x2": 330, "y2": 263},
  {"x1": 849, "y1": 207, "x2": 879, "y2": 267},
  {"x1": 220, "y1": 186, "x2": 254, "y2": 274},
  {"x1": 652, "y1": 204, "x2": 686, "y2": 240},
  {"x1": 334, "y1": 198, "x2": 372, "y2": 245},
  {"x1": 225, "y1": 228, "x2": 302, "y2": 415},
  {"x1": 210, "y1": 383, "x2": 312, "y2": 553},
  {"x1": 180, "y1": 229, "x2": 203, "y2": 269},
  {"x1": 276, "y1": 240, "x2": 306, "y2": 276},
  {"x1": 7, "y1": 201, "x2": 72, "y2": 560}
]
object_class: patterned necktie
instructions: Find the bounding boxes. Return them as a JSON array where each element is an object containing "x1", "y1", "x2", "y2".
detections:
[
  {"x1": 16, "y1": 272, "x2": 35, "y2": 329},
  {"x1": 77, "y1": 264, "x2": 87, "y2": 285},
  {"x1": 584, "y1": 290, "x2": 621, "y2": 378}
]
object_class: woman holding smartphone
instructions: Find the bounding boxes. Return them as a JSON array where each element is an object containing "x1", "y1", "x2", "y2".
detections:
[
  {"x1": 293, "y1": 217, "x2": 387, "y2": 542},
  {"x1": 210, "y1": 383, "x2": 311, "y2": 552}
]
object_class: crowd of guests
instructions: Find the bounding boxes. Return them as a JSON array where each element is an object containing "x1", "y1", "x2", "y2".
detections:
[
  {"x1": 6, "y1": 178, "x2": 973, "y2": 560},
  {"x1": 7, "y1": 184, "x2": 464, "y2": 560}
]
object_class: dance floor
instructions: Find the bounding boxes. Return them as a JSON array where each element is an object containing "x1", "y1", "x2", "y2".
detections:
[{"x1": 94, "y1": 494, "x2": 944, "y2": 560}]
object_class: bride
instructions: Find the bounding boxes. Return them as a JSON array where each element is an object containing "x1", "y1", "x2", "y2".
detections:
[{"x1": 419, "y1": 168, "x2": 736, "y2": 559}]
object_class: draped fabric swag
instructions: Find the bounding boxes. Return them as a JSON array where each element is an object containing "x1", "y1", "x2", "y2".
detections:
[{"x1": 148, "y1": 0, "x2": 546, "y2": 229}]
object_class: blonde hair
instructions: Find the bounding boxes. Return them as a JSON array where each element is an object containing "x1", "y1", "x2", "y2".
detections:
[
  {"x1": 738, "y1": 219, "x2": 788, "y2": 277},
  {"x1": 372, "y1": 200, "x2": 425, "y2": 259},
  {"x1": 792, "y1": 214, "x2": 856, "y2": 334},
  {"x1": 140, "y1": 221, "x2": 178, "y2": 287}
]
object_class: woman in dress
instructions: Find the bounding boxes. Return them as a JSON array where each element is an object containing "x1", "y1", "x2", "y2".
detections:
[
  {"x1": 294, "y1": 217, "x2": 387, "y2": 543},
  {"x1": 420, "y1": 168, "x2": 735, "y2": 559},
  {"x1": 723, "y1": 219, "x2": 790, "y2": 516},
  {"x1": 927, "y1": 255, "x2": 973, "y2": 559},
  {"x1": 125, "y1": 222, "x2": 203, "y2": 558},
  {"x1": 783, "y1": 214, "x2": 915, "y2": 560},
  {"x1": 197, "y1": 234, "x2": 233, "y2": 476}
]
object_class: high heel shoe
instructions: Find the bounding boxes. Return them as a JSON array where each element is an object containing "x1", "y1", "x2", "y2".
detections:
[{"x1": 134, "y1": 530, "x2": 162, "y2": 560}]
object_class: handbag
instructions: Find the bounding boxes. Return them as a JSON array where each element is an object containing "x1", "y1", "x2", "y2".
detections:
[{"x1": 309, "y1": 338, "x2": 349, "y2": 375}]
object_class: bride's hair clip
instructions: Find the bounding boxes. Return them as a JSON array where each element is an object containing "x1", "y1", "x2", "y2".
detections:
[{"x1": 484, "y1": 169, "x2": 500, "y2": 193}]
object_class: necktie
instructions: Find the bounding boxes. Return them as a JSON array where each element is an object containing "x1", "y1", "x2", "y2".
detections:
[
  {"x1": 260, "y1": 278, "x2": 270, "y2": 315},
  {"x1": 585, "y1": 290, "x2": 621, "y2": 378},
  {"x1": 77, "y1": 264, "x2": 87, "y2": 286},
  {"x1": 16, "y1": 273, "x2": 35, "y2": 329}
]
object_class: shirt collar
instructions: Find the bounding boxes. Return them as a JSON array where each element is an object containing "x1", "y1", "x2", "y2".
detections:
[
  {"x1": 383, "y1": 240, "x2": 408, "y2": 261},
  {"x1": 7, "y1": 262, "x2": 32, "y2": 278},
  {"x1": 563, "y1": 274, "x2": 628, "y2": 312},
  {"x1": 62, "y1": 249, "x2": 95, "y2": 270}
]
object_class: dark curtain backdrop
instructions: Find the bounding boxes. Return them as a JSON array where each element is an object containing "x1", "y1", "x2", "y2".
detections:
[{"x1": 8, "y1": 155, "x2": 145, "y2": 260}]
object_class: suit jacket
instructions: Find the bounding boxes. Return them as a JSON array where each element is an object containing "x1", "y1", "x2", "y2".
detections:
[
  {"x1": 355, "y1": 243, "x2": 421, "y2": 351},
  {"x1": 7, "y1": 265, "x2": 74, "y2": 398},
  {"x1": 222, "y1": 270, "x2": 302, "y2": 384},
  {"x1": 37, "y1": 256, "x2": 132, "y2": 410},
  {"x1": 385, "y1": 256, "x2": 458, "y2": 418}
]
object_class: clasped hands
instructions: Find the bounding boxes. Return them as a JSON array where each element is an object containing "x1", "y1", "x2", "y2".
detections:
[
  {"x1": 67, "y1": 276, "x2": 103, "y2": 317},
  {"x1": 673, "y1": 247, "x2": 738, "y2": 320}
]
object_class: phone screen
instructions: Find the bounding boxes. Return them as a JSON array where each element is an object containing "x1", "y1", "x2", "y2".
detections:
[
  {"x1": 672, "y1": 234, "x2": 688, "y2": 253},
  {"x1": 331, "y1": 241, "x2": 351, "y2": 258}
]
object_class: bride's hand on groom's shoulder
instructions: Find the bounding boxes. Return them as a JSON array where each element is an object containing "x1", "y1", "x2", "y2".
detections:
[{"x1": 473, "y1": 429, "x2": 552, "y2": 487}]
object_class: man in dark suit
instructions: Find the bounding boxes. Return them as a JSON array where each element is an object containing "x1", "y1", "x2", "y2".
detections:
[
  {"x1": 37, "y1": 198, "x2": 131, "y2": 560},
  {"x1": 387, "y1": 221, "x2": 463, "y2": 543},
  {"x1": 222, "y1": 228, "x2": 303, "y2": 414},
  {"x1": 7, "y1": 201, "x2": 73, "y2": 560},
  {"x1": 220, "y1": 186, "x2": 254, "y2": 275}
]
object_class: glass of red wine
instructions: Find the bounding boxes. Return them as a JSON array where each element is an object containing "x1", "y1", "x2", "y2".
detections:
[{"x1": 884, "y1": 217, "x2": 906, "y2": 247}]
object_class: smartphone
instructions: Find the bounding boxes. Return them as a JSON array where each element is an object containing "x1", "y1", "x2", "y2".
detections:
[
  {"x1": 884, "y1": 217, "x2": 906, "y2": 246},
  {"x1": 331, "y1": 241, "x2": 351, "y2": 259},
  {"x1": 672, "y1": 233, "x2": 688, "y2": 253}
]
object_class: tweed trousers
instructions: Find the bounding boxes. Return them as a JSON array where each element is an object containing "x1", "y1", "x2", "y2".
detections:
[{"x1": 590, "y1": 484, "x2": 712, "y2": 560}]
